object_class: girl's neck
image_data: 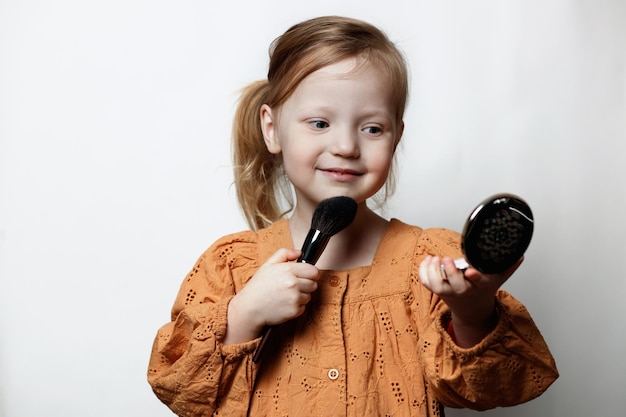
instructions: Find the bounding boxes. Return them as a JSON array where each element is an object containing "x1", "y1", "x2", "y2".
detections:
[{"x1": 288, "y1": 205, "x2": 389, "y2": 271}]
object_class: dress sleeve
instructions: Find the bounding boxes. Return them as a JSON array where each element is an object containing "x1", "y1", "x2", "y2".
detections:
[
  {"x1": 147, "y1": 232, "x2": 262, "y2": 417},
  {"x1": 412, "y1": 228, "x2": 559, "y2": 410}
]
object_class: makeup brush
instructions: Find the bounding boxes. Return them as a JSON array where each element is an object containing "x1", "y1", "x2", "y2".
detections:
[{"x1": 252, "y1": 196, "x2": 358, "y2": 363}]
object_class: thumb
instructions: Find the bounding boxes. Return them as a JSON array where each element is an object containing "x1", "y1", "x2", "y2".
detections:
[{"x1": 263, "y1": 248, "x2": 301, "y2": 266}]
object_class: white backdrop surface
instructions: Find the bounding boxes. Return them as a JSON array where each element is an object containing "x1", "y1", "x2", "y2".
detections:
[{"x1": 1, "y1": 1, "x2": 625, "y2": 416}]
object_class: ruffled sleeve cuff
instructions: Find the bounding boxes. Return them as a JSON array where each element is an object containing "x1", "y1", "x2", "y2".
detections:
[
  {"x1": 435, "y1": 296, "x2": 510, "y2": 360},
  {"x1": 207, "y1": 296, "x2": 261, "y2": 362},
  {"x1": 220, "y1": 338, "x2": 261, "y2": 362}
]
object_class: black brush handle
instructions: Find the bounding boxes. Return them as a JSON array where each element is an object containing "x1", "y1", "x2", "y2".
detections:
[
  {"x1": 253, "y1": 327, "x2": 274, "y2": 363},
  {"x1": 298, "y1": 229, "x2": 331, "y2": 265}
]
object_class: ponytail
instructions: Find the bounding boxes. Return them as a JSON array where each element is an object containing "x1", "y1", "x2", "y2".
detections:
[{"x1": 232, "y1": 80, "x2": 293, "y2": 231}]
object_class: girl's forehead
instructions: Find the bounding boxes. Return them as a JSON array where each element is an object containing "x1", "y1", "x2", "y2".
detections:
[
  {"x1": 307, "y1": 57, "x2": 385, "y2": 81},
  {"x1": 273, "y1": 55, "x2": 402, "y2": 119},
  {"x1": 281, "y1": 59, "x2": 396, "y2": 117}
]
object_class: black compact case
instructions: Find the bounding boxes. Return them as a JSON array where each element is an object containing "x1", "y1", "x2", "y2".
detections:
[{"x1": 458, "y1": 193, "x2": 534, "y2": 274}]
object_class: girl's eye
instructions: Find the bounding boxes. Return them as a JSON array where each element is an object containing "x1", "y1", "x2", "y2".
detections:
[
  {"x1": 310, "y1": 120, "x2": 329, "y2": 129},
  {"x1": 363, "y1": 126, "x2": 382, "y2": 135}
]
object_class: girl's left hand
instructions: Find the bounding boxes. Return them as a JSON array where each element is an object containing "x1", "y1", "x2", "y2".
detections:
[{"x1": 418, "y1": 255, "x2": 523, "y2": 346}]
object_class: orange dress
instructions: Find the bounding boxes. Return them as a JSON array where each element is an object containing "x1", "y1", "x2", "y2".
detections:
[{"x1": 148, "y1": 219, "x2": 558, "y2": 416}]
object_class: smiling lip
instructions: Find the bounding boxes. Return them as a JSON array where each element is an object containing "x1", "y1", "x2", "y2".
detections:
[{"x1": 320, "y1": 168, "x2": 363, "y2": 182}]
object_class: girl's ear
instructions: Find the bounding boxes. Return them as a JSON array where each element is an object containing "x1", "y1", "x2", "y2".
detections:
[{"x1": 260, "y1": 104, "x2": 281, "y2": 154}]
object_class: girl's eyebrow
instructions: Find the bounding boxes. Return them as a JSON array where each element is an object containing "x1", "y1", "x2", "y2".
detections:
[
  {"x1": 298, "y1": 104, "x2": 336, "y2": 113},
  {"x1": 299, "y1": 104, "x2": 392, "y2": 118}
]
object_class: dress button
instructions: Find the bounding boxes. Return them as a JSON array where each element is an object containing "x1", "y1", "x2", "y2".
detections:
[
  {"x1": 329, "y1": 275, "x2": 340, "y2": 287},
  {"x1": 328, "y1": 368, "x2": 340, "y2": 380}
]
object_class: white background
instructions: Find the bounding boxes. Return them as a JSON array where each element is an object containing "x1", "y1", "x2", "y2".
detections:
[{"x1": 1, "y1": 1, "x2": 625, "y2": 416}]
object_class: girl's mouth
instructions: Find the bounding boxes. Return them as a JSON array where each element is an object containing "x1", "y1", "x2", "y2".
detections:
[{"x1": 320, "y1": 168, "x2": 363, "y2": 182}]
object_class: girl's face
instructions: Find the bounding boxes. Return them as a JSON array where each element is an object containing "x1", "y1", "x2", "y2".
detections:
[{"x1": 261, "y1": 57, "x2": 403, "y2": 211}]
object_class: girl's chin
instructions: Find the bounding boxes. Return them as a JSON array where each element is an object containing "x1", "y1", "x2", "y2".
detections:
[{"x1": 294, "y1": 192, "x2": 370, "y2": 207}]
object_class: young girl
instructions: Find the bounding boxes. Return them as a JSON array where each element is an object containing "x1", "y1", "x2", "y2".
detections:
[{"x1": 148, "y1": 16, "x2": 558, "y2": 416}]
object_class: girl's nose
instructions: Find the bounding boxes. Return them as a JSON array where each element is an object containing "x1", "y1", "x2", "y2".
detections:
[{"x1": 330, "y1": 129, "x2": 360, "y2": 158}]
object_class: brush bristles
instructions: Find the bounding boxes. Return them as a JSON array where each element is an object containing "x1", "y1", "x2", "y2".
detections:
[{"x1": 310, "y1": 196, "x2": 358, "y2": 237}]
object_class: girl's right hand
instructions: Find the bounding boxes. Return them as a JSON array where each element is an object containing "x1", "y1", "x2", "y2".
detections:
[{"x1": 224, "y1": 248, "x2": 320, "y2": 344}]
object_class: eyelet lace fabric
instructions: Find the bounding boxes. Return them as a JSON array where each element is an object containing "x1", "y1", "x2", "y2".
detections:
[{"x1": 148, "y1": 218, "x2": 558, "y2": 417}]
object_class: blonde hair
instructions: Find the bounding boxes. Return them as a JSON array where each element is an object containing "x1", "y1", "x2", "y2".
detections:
[{"x1": 233, "y1": 16, "x2": 409, "y2": 230}]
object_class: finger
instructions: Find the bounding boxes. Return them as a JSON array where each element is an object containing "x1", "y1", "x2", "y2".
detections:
[
  {"x1": 439, "y1": 256, "x2": 456, "y2": 282},
  {"x1": 420, "y1": 255, "x2": 457, "y2": 292},
  {"x1": 298, "y1": 291, "x2": 312, "y2": 306},
  {"x1": 263, "y1": 248, "x2": 302, "y2": 266},
  {"x1": 439, "y1": 257, "x2": 453, "y2": 282},
  {"x1": 419, "y1": 255, "x2": 433, "y2": 287},
  {"x1": 425, "y1": 255, "x2": 449, "y2": 292},
  {"x1": 297, "y1": 277, "x2": 318, "y2": 293},
  {"x1": 440, "y1": 256, "x2": 469, "y2": 292},
  {"x1": 291, "y1": 262, "x2": 321, "y2": 281}
]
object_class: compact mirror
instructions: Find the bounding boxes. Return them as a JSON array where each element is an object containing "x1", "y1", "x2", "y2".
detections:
[{"x1": 453, "y1": 193, "x2": 534, "y2": 274}]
